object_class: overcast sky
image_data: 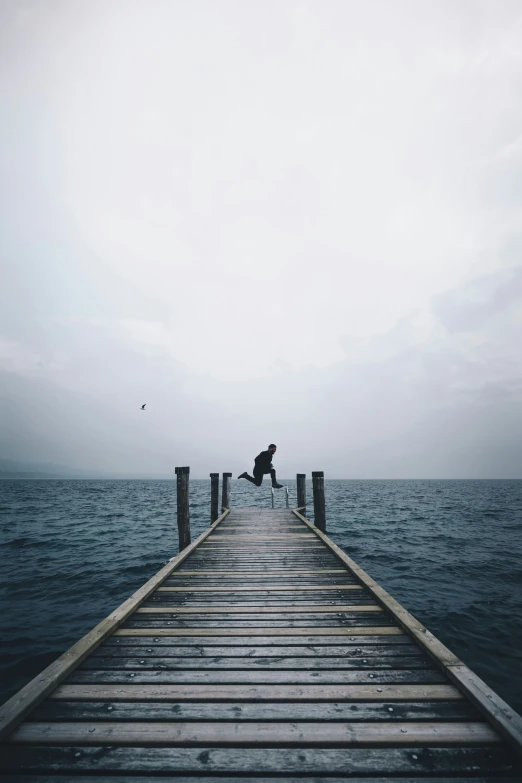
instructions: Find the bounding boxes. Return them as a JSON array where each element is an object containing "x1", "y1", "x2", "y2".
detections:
[{"x1": 1, "y1": 0, "x2": 522, "y2": 478}]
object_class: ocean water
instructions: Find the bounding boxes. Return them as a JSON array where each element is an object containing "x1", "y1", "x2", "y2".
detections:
[{"x1": 1, "y1": 478, "x2": 521, "y2": 714}]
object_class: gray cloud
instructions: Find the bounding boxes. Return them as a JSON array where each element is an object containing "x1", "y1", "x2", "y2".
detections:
[
  {"x1": 433, "y1": 266, "x2": 522, "y2": 333},
  {"x1": 2, "y1": 1, "x2": 522, "y2": 478}
]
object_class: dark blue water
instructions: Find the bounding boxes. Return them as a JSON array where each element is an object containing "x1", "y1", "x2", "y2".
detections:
[{"x1": 1, "y1": 479, "x2": 521, "y2": 714}]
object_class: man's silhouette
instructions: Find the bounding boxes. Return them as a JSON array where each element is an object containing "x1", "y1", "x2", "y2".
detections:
[{"x1": 238, "y1": 444, "x2": 283, "y2": 488}]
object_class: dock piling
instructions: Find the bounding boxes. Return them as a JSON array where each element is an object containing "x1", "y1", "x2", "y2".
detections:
[
  {"x1": 174, "y1": 466, "x2": 191, "y2": 551},
  {"x1": 312, "y1": 470, "x2": 326, "y2": 532},
  {"x1": 210, "y1": 473, "x2": 219, "y2": 523},
  {"x1": 221, "y1": 472, "x2": 232, "y2": 511},
  {"x1": 296, "y1": 473, "x2": 306, "y2": 512}
]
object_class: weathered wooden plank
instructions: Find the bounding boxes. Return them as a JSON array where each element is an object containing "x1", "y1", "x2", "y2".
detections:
[
  {"x1": 197, "y1": 545, "x2": 326, "y2": 549},
  {"x1": 163, "y1": 575, "x2": 357, "y2": 581},
  {"x1": 185, "y1": 554, "x2": 344, "y2": 568},
  {"x1": 123, "y1": 617, "x2": 395, "y2": 627},
  {"x1": 144, "y1": 605, "x2": 376, "y2": 612},
  {"x1": 188, "y1": 559, "x2": 339, "y2": 563},
  {"x1": 141, "y1": 598, "x2": 374, "y2": 619},
  {"x1": 162, "y1": 574, "x2": 357, "y2": 581},
  {"x1": 122, "y1": 621, "x2": 396, "y2": 631},
  {"x1": 192, "y1": 544, "x2": 328, "y2": 548},
  {"x1": 143, "y1": 603, "x2": 376, "y2": 610},
  {"x1": 199, "y1": 536, "x2": 319, "y2": 539},
  {"x1": 185, "y1": 553, "x2": 338, "y2": 557},
  {"x1": 145, "y1": 598, "x2": 375, "y2": 607},
  {"x1": 151, "y1": 597, "x2": 367, "y2": 603},
  {"x1": 200, "y1": 538, "x2": 320, "y2": 542},
  {"x1": 158, "y1": 589, "x2": 362, "y2": 595},
  {"x1": 197, "y1": 548, "x2": 327, "y2": 552},
  {"x1": 192, "y1": 553, "x2": 329, "y2": 556},
  {"x1": 161, "y1": 609, "x2": 377, "y2": 623},
  {"x1": 2, "y1": 746, "x2": 517, "y2": 776},
  {"x1": 171, "y1": 558, "x2": 351, "y2": 563},
  {"x1": 198, "y1": 543, "x2": 328, "y2": 561},
  {"x1": 93, "y1": 642, "x2": 422, "y2": 657},
  {"x1": 199, "y1": 546, "x2": 325, "y2": 550},
  {"x1": 172, "y1": 570, "x2": 347, "y2": 580},
  {"x1": 188, "y1": 559, "x2": 341, "y2": 564},
  {"x1": 79, "y1": 655, "x2": 428, "y2": 671},
  {"x1": 31, "y1": 699, "x2": 479, "y2": 722},
  {"x1": 164, "y1": 563, "x2": 351, "y2": 568},
  {"x1": 0, "y1": 513, "x2": 232, "y2": 740},
  {"x1": 6, "y1": 777, "x2": 520, "y2": 783},
  {"x1": 173, "y1": 572, "x2": 357, "y2": 578},
  {"x1": 191, "y1": 558, "x2": 352, "y2": 572},
  {"x1": 68, "y1": 669, "x2": 445, "y2": 685},
  {"x1": 136, "y1": 605, "x2": 382, "y2": 614},
  {"x1": 210, "y1": 534, "x2": 316, "y2": 538},
  {"x1": 49, "y1": 682, "x2": 465, "y2": 702},
  {"x1": 141, "y1": 599, "x2": 370, "y2": 612},
  {"x1": 187, "y1": 564, "x2": 342, "y2": 568},
  {"x1": 188, "y1": 557, "x2": 338, "y2": 561},
  {"x1": 157, "y1": 584, "x2": 363, "y2": 592},
  {"x1": 172, "y1": 569, "x2": 349, "y2": 575},
  {"x1": 10, "y1": 720, "x2": 500, "y2": 746},
  {"x1": 161, "y1": 574, "x2": 358, "y2": 580},
  {"x1": 135, "y1": 597, "x2": 377, "y2": 606},
  {"x1": 106, "y1": 634, "x2": 411, "y2": 646},
  {"x1": 163, "y1": 575, "x2": 358, "y2": 581},
  {"x1": 206, "y1": 541, "x2": 316, "y2": 544},
  {"x1": 159, "y1": 584, "x2": 362, "y2": 591},
  {"x1": 141, "y1": 591, "x2": 376, "y2": 613},
  {"x1": 114, "y1": 627, "x2": 404, "y2": 637},
  {"x1": 217, "y1": 528, "x2": 307, "y2": 532},
  {"x1": 173, "y1": 583, "x2": 355, "y2": 600},
  {"x1": 197, "y1": 548, "x2": 325, "y2": 552},
  {"x1": 123, "y1": 621, "x2": 394, "y2": 631}
]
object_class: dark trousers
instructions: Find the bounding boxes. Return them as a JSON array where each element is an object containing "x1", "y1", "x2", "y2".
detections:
[{"x1": 244, "y1": 468, "x2": 277, "y2": 487}]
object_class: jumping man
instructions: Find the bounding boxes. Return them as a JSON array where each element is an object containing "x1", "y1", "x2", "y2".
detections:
[{"x1": 238, "y1": 444, "x2": 283, "y2": 488}]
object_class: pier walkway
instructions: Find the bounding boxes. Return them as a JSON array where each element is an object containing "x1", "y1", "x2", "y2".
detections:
[{"x1": 1, "y1": 507, "x2": 522, "y2": 780}]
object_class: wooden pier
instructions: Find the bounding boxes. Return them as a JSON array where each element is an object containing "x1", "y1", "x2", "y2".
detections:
[{"x1": 1, "y1": 496, "x2": 522, "y2": 780}]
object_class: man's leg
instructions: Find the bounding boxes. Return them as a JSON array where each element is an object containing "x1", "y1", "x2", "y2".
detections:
[
  {"x1": 238, "y1": 470, "x2": 264, "y2": 487},
  {"x1": 271, "y1": 468, "x2": 283, "y2": 489}
]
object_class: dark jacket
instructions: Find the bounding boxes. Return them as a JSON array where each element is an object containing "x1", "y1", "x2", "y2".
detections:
[{"x1": 254, "y1": 449, "x2": 273, "y2": 473}]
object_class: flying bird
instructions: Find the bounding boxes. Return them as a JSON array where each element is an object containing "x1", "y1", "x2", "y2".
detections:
[{"x1": 141, "y1": 404, "x2": 146, "y2": 410}]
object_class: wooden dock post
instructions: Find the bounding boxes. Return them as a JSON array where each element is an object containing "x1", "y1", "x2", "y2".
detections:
[
  {"x1": 175, "y1": 466, "x2": 191, "y2": 551},
  {"x1": 222, "y1": 471, "x2": 232, "y2": 510},
  {"x1": 210, "y1": 472, "x2": 219, "y2": 523},
  {"x1": 312, "y1": 470, "x2": 326, "y2": 532},
  {"x1": 296, "y1": 473, "x2": 306, "y2": 513}
]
